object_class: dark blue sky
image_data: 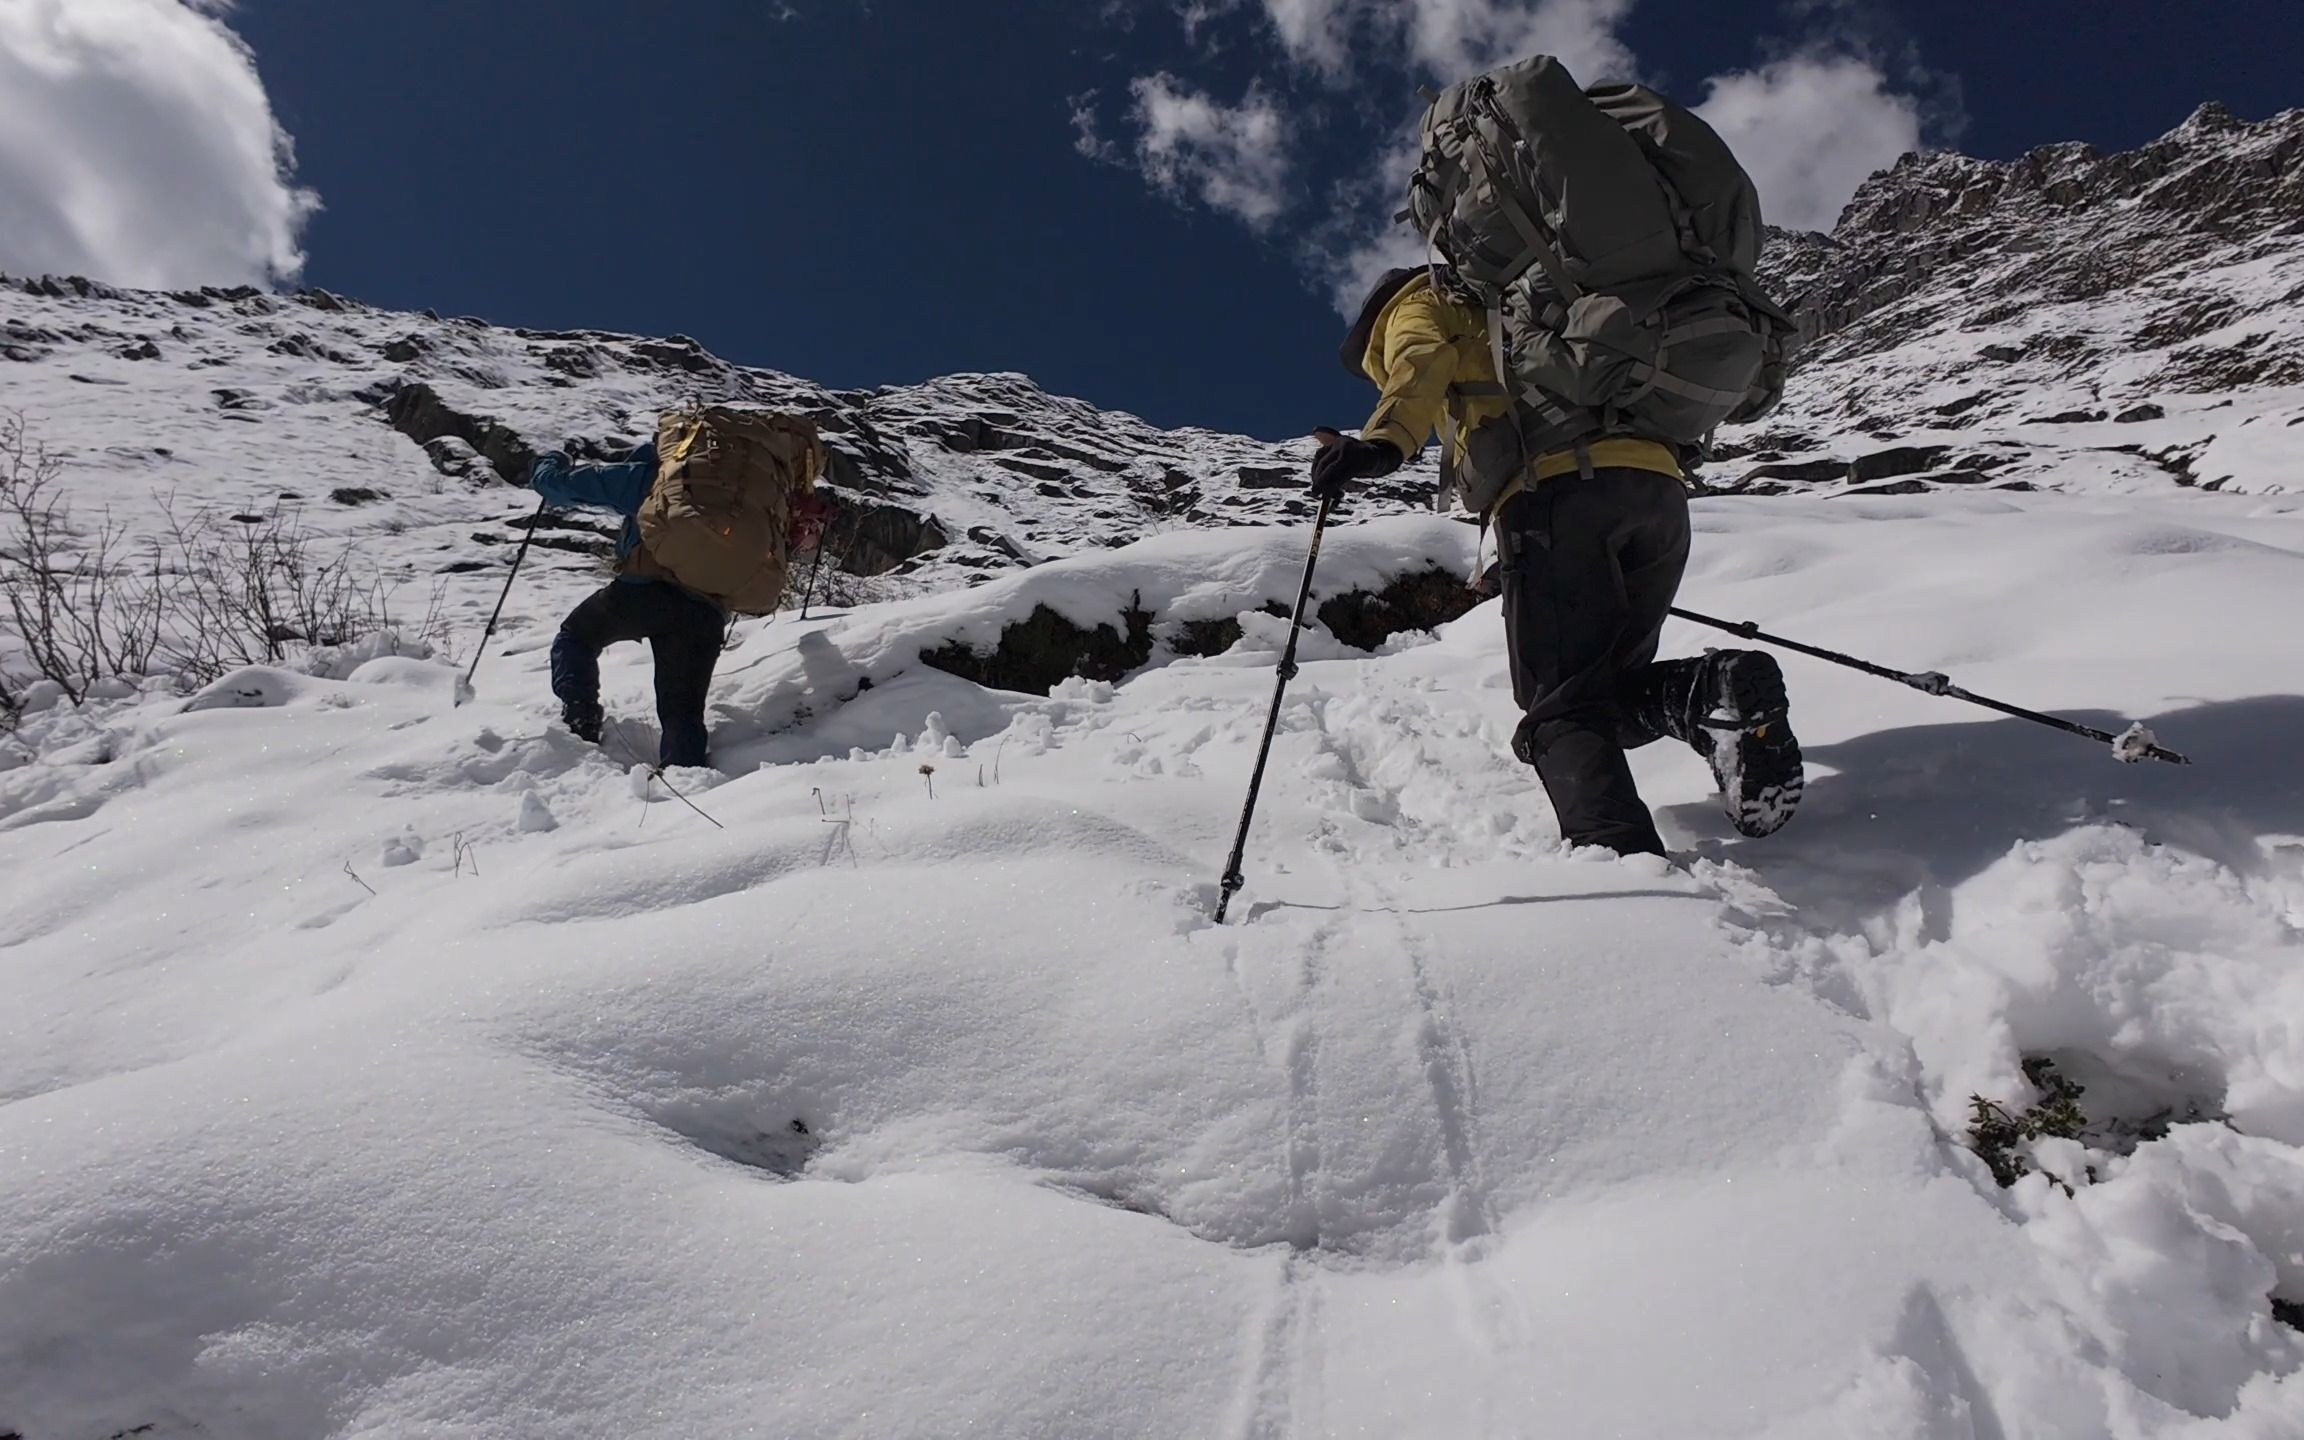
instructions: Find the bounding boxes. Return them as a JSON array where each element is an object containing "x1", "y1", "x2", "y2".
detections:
[{"x1": 228, "y1": 1, "x2": 2299, "y2": 441}]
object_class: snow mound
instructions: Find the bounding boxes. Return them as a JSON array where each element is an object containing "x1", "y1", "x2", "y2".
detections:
[
  {"x1": 181, "y1": 664, "x2": 310, "y2": 710},
  {"x1": 689, "y1": 512, "x2": 1475, "y2": 768}
]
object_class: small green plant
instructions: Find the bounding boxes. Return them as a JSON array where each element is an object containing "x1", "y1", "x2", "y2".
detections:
[{"x1": 1968, "y1": 1057, "x2": 2089, "y2": 1190}]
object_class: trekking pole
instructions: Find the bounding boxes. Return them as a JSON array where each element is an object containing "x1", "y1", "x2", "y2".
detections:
[
  {"x1": 460, "y1": 495, "x2": 548, "y2": 703},
  {"x1": 1214, "y1": 493, "x2": 1335, "y2": 923},
  {"x1": 794, "y1": 498, "x2": 852, "y2": 621},
  {"x1": 1668, "y1": 607, "x2": 2191, "y2": 766},
  {"x1": 797, "y1": 531, "x2": 830, "y2": 620}
]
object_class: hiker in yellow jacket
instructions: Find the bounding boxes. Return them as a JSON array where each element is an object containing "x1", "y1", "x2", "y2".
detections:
[{"x1": 1312, "y1": 266, "x2": 1802, "y2": 854}]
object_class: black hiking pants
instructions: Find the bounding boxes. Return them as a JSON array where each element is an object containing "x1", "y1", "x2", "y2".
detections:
[
  {"x1": 550, "y1": 579, "x2": 725, "y2": 768},
  {"x1": 1496, "y1": 468, "x2": 1692, "y2": 857}
]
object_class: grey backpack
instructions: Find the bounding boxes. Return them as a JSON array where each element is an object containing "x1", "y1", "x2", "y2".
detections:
[{"x1": 1402, "y1": 54, "x2": 1793, "y2": 504}]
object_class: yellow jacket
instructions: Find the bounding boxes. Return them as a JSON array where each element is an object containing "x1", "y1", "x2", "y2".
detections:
[{"x1": 1353, "y1": 272, "x2": 1680, "y2": 502}]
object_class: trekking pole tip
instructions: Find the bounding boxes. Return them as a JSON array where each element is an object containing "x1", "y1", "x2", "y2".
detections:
[
  {"x1": 1213, "y1": 870, "x2": 1244, "y2": 923},
  {"x1": 2112, "y1": 722, "x2": 2189, "y2": 766}
]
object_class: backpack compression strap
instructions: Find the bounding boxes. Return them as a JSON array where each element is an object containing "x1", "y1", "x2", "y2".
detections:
[
  {"x1": 1622, "y1": 311, "x2": 1758, "y2": 411},
  {"x1": 1461, "y1": 89, "x2": 1583, "y2": 304}
]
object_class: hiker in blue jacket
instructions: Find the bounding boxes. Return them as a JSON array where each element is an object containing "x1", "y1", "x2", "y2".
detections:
[{"x1": 528, "y1": 444, "x2": 727, "y2": 768}]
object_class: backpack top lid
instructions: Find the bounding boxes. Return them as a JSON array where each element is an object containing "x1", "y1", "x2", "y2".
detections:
[
  {"x1": 1583, "y1": 82, "x2": 1765, "y2": 275},
  {"x1": 1401, "y1": 54, "x2": 1768, "y2": 302},
  {"x1": 657, "y1": 404, "x2": 824, "y2": 472}
]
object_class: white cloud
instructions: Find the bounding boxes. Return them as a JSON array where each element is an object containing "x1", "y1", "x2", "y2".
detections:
[
  {"x1": 1694, "y1": 51, "x2": 1923, "y2": 232},
  {"x1": 1071, "y1": 90, "x2": 1116, "y2": 160},
  {"x1": 1256, "y1": 0, "x2": 1350, "y2": 72},
  {"x1": 1247, "y1": 0, "x2": 1634, "y2": 80},
  {"x1": 0, "y1": 0, "x2": 317, "y2": 288},
  {"x1": 1395, "y1": 0, "x2": 1636, "y2": 81},
  {"x1": 1081, "y1": 0, "x2": 1954, "y2": 305},
  {"x1": 1176, "y1": 0, "x2": 1241, "y2": 48},
  {"x1": 1324, "y1": 224, "x2": 1428, "y2": 310},
  {"x1": 1086, "y1": 0, "x2": 1639, "y2": 247},
  {"x1": 1125, "y1": 75, "x2": 1294, "y2": 229},
  {"x1": 1307, "y1": 130, "x2": 1430, "y2": 308}
]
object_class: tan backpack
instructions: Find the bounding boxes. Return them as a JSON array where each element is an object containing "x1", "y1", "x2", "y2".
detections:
[{"x1": 624, "y1": 405, "x2": 824, "y2": 615}]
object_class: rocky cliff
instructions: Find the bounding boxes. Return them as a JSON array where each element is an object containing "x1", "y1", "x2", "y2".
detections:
[{"x1": 1727, "y1": 103, "x2": 2304, "y2": 497}]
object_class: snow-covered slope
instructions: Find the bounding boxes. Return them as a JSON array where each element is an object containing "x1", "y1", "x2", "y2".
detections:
[
  {"x1": 1725, "y1": 104, "x2": 2304, "y2": 498},
  {"x1": 0, "y1": 274, "x2": 1444, "y2": 601},
  {"x1": 7, "y1": 100, "x2": 2304, "y2": 1440},
  {"x1": 5, "y1": 485, "x2": 2304, "y2": 1437}
]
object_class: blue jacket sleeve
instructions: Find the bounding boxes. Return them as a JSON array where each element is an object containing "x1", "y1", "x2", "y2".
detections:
[{"x1": 529, "y1": 441, "x2": 657, "y2": 516}]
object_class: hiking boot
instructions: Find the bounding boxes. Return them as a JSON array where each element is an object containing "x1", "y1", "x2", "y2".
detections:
[
  {"x1": 562, "y1": 701, "x2": 604, "y2": 745},
  {"x1": 1687, "y1": 650, "x2": 1803, "y2": 838}
]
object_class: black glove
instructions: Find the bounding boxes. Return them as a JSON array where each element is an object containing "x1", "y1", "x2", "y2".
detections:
[{"x1": 1308, "y1": 436, "x2": 1402, "y2": 502}]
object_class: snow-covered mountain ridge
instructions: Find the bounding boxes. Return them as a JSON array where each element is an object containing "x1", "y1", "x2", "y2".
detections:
[
  {"x1": 1730, "y1": 103, "x2": 2304, "y2": 498},
  {"x1": 0, "y1": 273, "x2": 1417, "y2": 597},
  {"x1": 3, "y1": 102, "x2": 2300, "y2": 615}
]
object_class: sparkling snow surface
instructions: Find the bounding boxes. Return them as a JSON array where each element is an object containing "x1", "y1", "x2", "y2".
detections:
[{"x1": 6, "y1": 475, "x2": 2304, "y2": 1436}]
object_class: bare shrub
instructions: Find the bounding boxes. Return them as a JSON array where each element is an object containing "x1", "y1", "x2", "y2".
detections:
[
  {"x1": 778, "y1": 520, "x2": 886, "y2": 615},
  {"x1": 0, "y1": 410, "x2": 427, "y2": 701},
  {"x1": 158, "y1": 497, "x2": 400, "y2": 682},
  {"x1": 409, "y1": 577, "x2": 458, "y2": 665},
  {"x1": 0, "y1": 413, "x2": 164, "y2": 701}
]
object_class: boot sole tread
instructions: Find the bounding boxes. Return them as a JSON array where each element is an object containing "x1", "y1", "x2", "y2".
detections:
[{"x1": 1706, "y1": 653, "x2": 1802, "y2": 837}]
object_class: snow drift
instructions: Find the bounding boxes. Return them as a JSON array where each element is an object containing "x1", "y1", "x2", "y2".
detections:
[{"x1": 5, "y1": 485, "x2": 2304, "y2": 1437}]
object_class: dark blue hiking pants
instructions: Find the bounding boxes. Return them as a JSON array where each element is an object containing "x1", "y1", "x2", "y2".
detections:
[{"x1": 549, "y1": 580, "x2": 725, "y2": 768}]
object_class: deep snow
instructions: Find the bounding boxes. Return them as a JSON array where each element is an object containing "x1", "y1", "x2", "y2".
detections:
[{"x1": 5, "y1": 480, "x2": 2304, "y2": 1438}]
